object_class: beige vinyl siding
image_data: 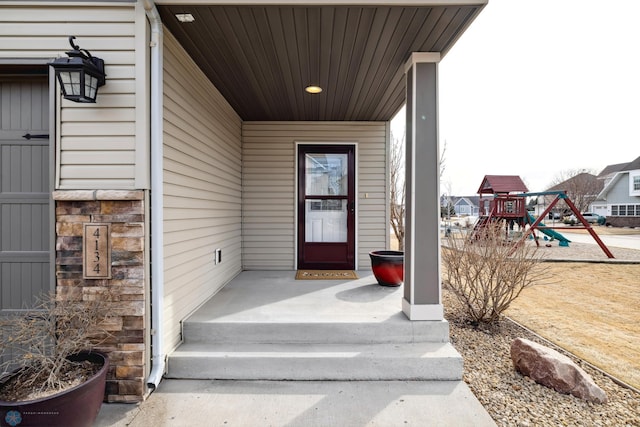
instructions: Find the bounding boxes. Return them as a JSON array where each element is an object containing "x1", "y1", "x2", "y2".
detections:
[
  {"x1": 162, "y1": 30, "x2": 243, "y2": 353},
  {"x1": 242, "y1": 122, "x2": 388, "y2": 270},
  {"x1": 0, "y1": 2, "x2": 147, "y2": 189}
]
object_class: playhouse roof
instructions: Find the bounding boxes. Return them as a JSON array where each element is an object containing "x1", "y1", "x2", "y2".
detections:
[{"x1": 477, "y1": 175, "x2": 529, "y2": 195}]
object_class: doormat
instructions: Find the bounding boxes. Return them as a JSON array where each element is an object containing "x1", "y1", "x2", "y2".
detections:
[{"x1": 296, "y1": 270, "x2": 359, "y2": 280}]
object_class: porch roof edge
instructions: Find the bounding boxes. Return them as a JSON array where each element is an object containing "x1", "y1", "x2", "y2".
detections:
[{"x1": 153, "y1": 0, "x2": 487, "y2": 5}]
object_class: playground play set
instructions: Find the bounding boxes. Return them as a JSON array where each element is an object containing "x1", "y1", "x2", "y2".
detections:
[{"x1": 471, "y1": 175, "x2": 614, "y2": 258}]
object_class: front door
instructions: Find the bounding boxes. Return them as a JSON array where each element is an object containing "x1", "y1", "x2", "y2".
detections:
[{"x1": 297, "y1": 145, "x2": 355, "y2": 270}]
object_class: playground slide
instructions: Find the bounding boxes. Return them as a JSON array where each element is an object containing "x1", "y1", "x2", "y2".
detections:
[{"x1": 527, "y1": 213, "x2": 570, "y2": 243}]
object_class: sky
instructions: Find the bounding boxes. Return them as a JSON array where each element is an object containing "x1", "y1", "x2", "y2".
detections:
[{"x1": 393, "y1": 0, "x2": 640, "y2": 196}]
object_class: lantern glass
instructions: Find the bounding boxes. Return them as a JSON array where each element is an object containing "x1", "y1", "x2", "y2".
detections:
[
  {"x1": 86, "y1": 74, "x2": 98, "y2": 100},
  {"x1": 54, "y1": 67, "x2": 101, "y2": 103},
  {"x1": 58, "y1": 70, "x2": 82, "y2": 96}
]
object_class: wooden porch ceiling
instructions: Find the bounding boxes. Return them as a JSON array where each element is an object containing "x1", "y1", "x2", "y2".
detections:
[{"x1": 156, "y1": 3, "x2": 485, "y2": 121}]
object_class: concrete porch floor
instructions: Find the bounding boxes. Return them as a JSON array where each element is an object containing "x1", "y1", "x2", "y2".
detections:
[
  {"x1": 95, "y1": 271, "x2": 496, "y2": 426},
  {"x1": 185, "y1": 270, "x2": 404, "y2": 324}
]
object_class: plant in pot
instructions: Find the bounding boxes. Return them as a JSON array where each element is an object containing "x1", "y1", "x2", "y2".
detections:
[{"x1": 0, "y1": 291, "x2": 113, "y2": 427}]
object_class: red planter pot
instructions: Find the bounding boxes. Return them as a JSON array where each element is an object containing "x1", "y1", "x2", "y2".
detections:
[
  {"x1": 369, "y1": 250, "x2": 404, "y2": 287},
  {"x1": 0, "y1": 351, "x2": 108, "y2": 427}
]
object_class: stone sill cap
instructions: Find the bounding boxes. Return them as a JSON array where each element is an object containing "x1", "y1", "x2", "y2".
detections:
[{"x1": 53, "y1": 190, "x2": 144, "y2": 201}]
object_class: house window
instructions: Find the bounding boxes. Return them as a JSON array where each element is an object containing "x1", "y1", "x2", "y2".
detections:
[
  {"x1": 634, "y1": 176, "x2": 640, "y2": 191},
  {"x1": 612, "y1": 204, "x2": 640, "y2": 216}
]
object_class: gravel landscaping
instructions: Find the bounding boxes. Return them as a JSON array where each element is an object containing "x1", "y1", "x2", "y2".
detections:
[{"x1": 443, "y1": 288, "x2": 640, "y2": 426}]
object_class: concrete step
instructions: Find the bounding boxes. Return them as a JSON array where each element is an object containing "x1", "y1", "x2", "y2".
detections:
[
  {"x1": 166, "y1": 342, "x2": 463, "y2": 381},
  {"x1": 182, "y1": 313, "x2": 451, "y2": 344},
  {"x1": 172, "y1": 273, "x2": 462, "y2": 383}
]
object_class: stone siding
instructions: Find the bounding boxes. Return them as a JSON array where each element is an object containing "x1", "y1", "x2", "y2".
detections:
[
  {"x1": 605, "y1": 216, "x2": 640, "y2": 228},
  {"x1": 53, "y1": 190, "x2": 147, "y2": 403}
]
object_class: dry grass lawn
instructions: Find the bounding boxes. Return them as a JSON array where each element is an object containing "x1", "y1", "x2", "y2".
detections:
[{"x1": 506, "y1": 262, "x2": 640, "y2": 390}]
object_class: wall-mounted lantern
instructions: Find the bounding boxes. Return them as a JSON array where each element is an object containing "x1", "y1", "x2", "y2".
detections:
[{"x1": 49, "y1": 36, "x2": 106, "y2": 103}]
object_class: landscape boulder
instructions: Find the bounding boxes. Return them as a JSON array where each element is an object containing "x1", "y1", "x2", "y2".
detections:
[{"x1": 510, "y1": 337, "x2": 607, "y2": 403}]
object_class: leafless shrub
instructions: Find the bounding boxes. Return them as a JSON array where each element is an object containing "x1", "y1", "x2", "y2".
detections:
[
  {"x1": 0, "y1": 290, "x2": 114, "y2": 397},
  {"x1": 442, "y1": 221, "x2": 546, "y2": 324}
]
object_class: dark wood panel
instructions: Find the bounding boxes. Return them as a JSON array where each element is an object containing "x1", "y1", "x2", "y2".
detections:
[{"x1": 158, "y1": 5, "x2": 484, "y2": 121}]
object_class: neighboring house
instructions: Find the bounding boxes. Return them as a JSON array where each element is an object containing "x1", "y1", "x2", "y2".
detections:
[
  {"x1": 536, "y1": 172, "x2": 603, "y2": 218},
  {"x1": 594, "y1": 156, "x2": 640, "y2": 227},
  {"x1": 0, "y1": 1, "x2": 486, "y2": 401},
  {"x1": 453, "y1": 196, "x2": 480, "y2": 216},
  {"x1": 439, "y1": 195, "x2": 479, "y2": 217}
]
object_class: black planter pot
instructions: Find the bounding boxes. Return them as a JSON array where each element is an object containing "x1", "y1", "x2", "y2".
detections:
[
  {"x1": 369, "y1": 250, "x2": 404, "y2": 287},
  {"x1": 0, "y1": 351, "x2": 108, "y2": 427}
]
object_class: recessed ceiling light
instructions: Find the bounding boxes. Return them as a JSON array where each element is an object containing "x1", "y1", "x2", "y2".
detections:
[
  {"x1": 305, "y1": 85, "x2": 322, "y2": 94},
  {"x1": 176, "y1": 13, "x2": 195, "y2": 23}
]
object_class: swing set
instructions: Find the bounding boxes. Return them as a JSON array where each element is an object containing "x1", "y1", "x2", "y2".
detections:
[{"x1": 473, "y1": 190, "x2": 614, "y2": 258}]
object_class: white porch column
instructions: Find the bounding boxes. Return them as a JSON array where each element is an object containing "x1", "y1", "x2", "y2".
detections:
[{"x1": 402, "y1": 53, "x2": 443, "y2": 321}]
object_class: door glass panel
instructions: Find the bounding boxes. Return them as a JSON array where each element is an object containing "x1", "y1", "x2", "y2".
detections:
[
  {"x1": 305, "y1": 154, "x2": 348, "y2": 196},
  {"x1": 305, "y1": 199, "x2": 347, "y2": 242}
]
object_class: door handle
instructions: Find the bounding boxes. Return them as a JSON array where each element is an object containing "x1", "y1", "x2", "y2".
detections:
[
  {"x1": 22, "y1": 133, "x2": 49, "y2": 140},
  {"x1": 349, "y1": 201, "x2": 355, "y2": 213}
]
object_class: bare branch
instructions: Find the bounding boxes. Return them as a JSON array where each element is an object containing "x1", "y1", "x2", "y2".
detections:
[
  {"x1": 440, "y1": 140, "x2": 447, "y2": 179},
  {"x1": 546, "y1": 169, "x2": 601, "y2": 213},
  {"x1": 390, "y1": 131, "x2": 406, "y2": 250}
]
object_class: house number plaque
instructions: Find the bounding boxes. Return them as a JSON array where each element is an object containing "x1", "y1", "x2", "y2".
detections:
[{"x1": 83, "y1": 223, "x2": 111, "y2": 279}]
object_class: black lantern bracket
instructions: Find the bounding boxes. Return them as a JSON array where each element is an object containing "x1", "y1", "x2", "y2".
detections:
[{"x1": 49, "y1": 36, "x2": 106, "y2": 103}]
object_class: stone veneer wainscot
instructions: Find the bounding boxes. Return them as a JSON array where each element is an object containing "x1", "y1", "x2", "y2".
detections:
[{"x1": 53, "y1": 190, "x2": 147, "y2": 402}]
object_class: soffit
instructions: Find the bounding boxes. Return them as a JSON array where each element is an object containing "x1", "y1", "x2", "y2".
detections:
[{"x1": 156, "y1": 4, "x2": 484, "y2": 121}]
